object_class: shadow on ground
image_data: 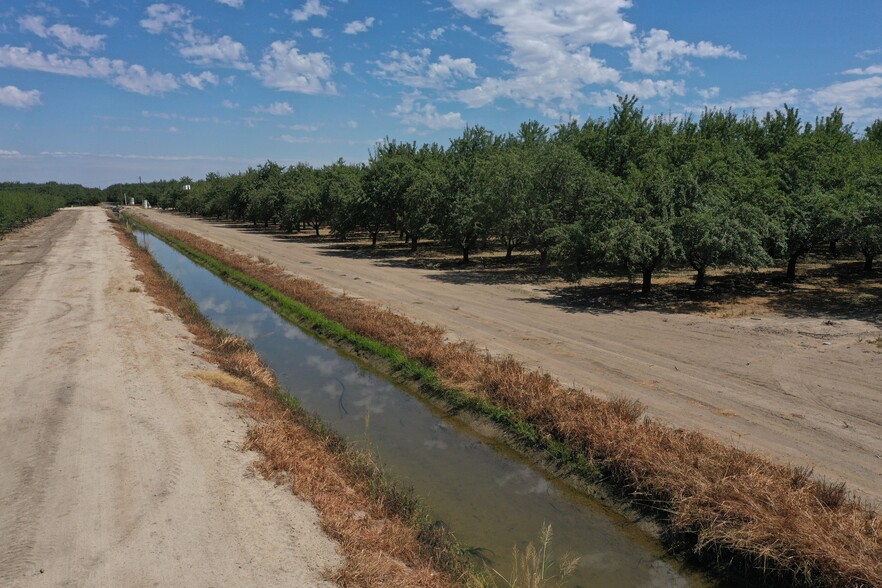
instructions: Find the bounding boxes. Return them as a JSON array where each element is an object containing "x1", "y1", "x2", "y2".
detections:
[{"x1": 168, "y1": 215, "x2": 882, "y2": 325}]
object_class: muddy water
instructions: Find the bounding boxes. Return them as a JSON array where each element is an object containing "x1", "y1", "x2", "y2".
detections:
[{"x1": 138, "y1": 231, "x2": 710, "y2": 587}]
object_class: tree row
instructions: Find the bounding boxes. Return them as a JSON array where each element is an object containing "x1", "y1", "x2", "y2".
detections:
[{"x1": 107, "y1": 97, "x2": 882, "y2": 293}]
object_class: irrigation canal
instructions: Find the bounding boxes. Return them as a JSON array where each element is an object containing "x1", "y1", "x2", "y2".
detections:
[{"x1": 136, "y1": 229, "x2": 711, "y2": 587}]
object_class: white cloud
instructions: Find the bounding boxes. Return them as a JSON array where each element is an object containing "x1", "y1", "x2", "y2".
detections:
[
  {"x1": 140, "y1": 4, "x2": 188, "y2": 35},
  {"x1": 429, "y1": 27, "x2": 445, "y2": 40},
  {"x1": 0, "y1": 149, "x2": 24, "y2": 157},
  {"x1": 347, "y1": 120, "x2": 358, "y2": 128},
  {"x1": 844, "y1": 64, "x2": 882, "y2": 76},
  {"x1": 310, "y1": 28, "x2": 325, "y2": 39},
  {"x1": 253, "y1": 101, "x2": 294, "y2": 115},
  {"x1": 112, "y1": 64, "x2": 179, "y2": 95},
  {"x1": 450, "y1": 0, "x2": 627, "y2": 110},
  {"x1": 256, "y1": 40, "x2": 335, "y2": 94},
  {"x1": 697, "y1": 86, "x2": 720, "y2": 101},
  {"x1": 0, "y1": 85, "x2": 42, "y2": 109},
  {"x1": 221, "y1": 99, "x2": 239, "y2": 109},
  {"x1": 290, "y1": 0, "x2": 328, "y2": 22},
  {"x1": 179, "y1": 35, "x2": 251, "y2": 70},
  {"x1": 216, "y1": 0, "x2": 244, "y2": 7},
  {"x1": 372, "y1": 49, "x2": 477, "y2": 89},
  {"x1": 0, "y1": 45, "x2": 178, "y2": 95},
  {"x1": 18, "y1": 15, "x2": 106, "y2": 53},
  {"x1": 344, "y1": 17, "x2": 375, "y2": 35},
  {"x1": 393, "y1": 93, "x2": 465, "y2": 131},
  {"x1": 810, "y1": 76, "x2": 882, "y2": 119},
  {"x1": 182, "y1": 70, "x2": 219, "y2": 89},
  {"x1": 141, "y1": 4, "x2": 251, "y2": 70},
  {"x1": 628, "y1": 28, "x2": 743, "y2": 74}
]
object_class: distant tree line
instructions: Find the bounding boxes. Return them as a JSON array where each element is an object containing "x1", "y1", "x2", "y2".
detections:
[
  {"x1": 109, "y1": 97, "x2": 882, "y2": 293},
  {"x1": 0, "y1": 182, "x2": 104, "y2": 234}
]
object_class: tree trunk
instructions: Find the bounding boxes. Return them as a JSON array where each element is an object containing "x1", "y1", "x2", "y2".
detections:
[
  {"x1": 641, "y1": 267, "x2": 653, "y2": 295},
  {"x1": 828, "y1": 240, "x2": 838, "y2": 256},
  {"x1": 539, "y1": 249, "x2": 549, "y2": 272},
  {"x1": 694, "y1": 266, "x2": 706, "y2": 289},
  {"x1": 371, "y1": 231, "x2": 378, "y2": 247},
  {"x1": 410, "y1": 236, "x2": 418, "y2": 251},
  {"x1": 864, "y1": 253, "x2": 874, "y2": 272},
  {"x1": 505, "y1": 243, "x2": 514, "y2": 260},
  {"x1": 462, "y1": 246, "x2": 470, "y2": 263},
  {"x1": 314, "y1": 225, "x2": 320, "y2": 237},
  {"x1": 786, "y1": 254, "x2": 798, "y2": 282}
]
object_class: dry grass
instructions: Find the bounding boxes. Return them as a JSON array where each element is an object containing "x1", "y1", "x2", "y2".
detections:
[
  {"x1": 491, "y1": 524, "x2": 579, "y2": 588},
  {"x1": 109, "y1": 215, "x2": 469, "y2": 588},
  {"x1": 131, "y1": 212, "x2": 882, "y2": 588}
]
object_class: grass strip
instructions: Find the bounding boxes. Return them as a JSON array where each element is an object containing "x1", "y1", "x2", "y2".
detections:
[
  {"x1": 114, "y1": 213, "x2": 481, "y2": 587},
  {"x1": 126, "y1": 211, "x2": 882, "y2": 588}
]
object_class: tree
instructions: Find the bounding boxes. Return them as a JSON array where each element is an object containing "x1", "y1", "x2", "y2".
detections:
[
  {"x1": 764, "y1": 108, "x2": 854, "y2": 280},
  {"x1": 362, "y1": 140, "x2": 416, "y2": 246},
  {"x1": 440, "y1": 126, "x2": 500, "y2": 262}
]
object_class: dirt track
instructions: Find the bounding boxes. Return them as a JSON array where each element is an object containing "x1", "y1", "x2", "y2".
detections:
[
  {"x1": 0, "y1": 208, "x2": 341, "y2": 586},
  {"x1": 136, "y1": 209, "x2": 882, "y2": 504}
]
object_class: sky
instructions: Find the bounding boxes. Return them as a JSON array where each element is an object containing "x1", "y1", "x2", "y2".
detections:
[{"x1": 1, "y1": 1, "x2": 881, "y2": 187}]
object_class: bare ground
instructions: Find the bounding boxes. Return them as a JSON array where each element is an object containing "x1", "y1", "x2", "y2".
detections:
[
  {"x1": 0, "y1": 208, "x2": 342, "y2": 586},
  {"x1": 135, "y1": 210, "x2": 882, "y2": 505}
]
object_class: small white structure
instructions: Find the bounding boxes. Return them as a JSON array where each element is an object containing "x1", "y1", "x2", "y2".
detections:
[
  {"x1": 143, "y1": 199, "x2": 152, "y2": 209},
  {"x1": 128, "y1": 196, "x2": 135, "y2": 205}
]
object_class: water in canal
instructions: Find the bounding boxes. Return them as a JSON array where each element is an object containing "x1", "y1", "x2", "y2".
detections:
[{"x1": 138, "y1": 230, "x2": 709, "y2": 587}]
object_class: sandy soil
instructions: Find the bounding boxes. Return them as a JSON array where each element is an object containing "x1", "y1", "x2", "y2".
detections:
[
  {"x1": 0, "y1": 208, "x2": 342, "y2": 586},
  {"x1": 135, "y1": 209, "x2": 882, "y2": 504}
]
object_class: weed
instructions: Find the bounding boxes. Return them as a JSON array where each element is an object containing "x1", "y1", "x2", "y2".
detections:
[{"x1": 491, "y1": 524, "x2": 579, "y2": 588}]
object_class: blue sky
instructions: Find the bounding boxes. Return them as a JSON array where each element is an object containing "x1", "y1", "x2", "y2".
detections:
[{"x1": 1, "y1": 1, "x2": 881, "y2": 187}]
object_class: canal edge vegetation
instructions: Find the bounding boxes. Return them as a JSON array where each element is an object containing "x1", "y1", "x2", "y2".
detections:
[
  {"x1": 112, "y1": 213, "x2": 484, "y2": 587},
  {"x1": 124, "y1": 211, "x2": 882, "y2": 587}
]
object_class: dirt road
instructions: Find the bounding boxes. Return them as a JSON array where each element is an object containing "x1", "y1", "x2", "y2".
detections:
[
  {"x1": 136, "y1": 209, "x2": 882, "y2": 504},
  {"x1": 0, "y1": 208, "x2": 341, "y2": 586}
]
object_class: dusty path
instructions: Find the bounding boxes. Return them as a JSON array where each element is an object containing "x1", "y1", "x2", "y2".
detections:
[
  {"x1": 0, "y1": 208, "x2": 342, "y2": 586},
  {"x1": 136, "y1": 210, "x2": 882, "y2": 504}
]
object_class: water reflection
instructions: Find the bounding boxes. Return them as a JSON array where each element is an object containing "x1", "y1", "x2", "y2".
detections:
[{"x1": 139, "y1": 231, "x2": 708, "y2": 588}]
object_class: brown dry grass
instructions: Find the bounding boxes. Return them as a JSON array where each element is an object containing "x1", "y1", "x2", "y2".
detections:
[
  {"x1": 134, "y1": 212, "x2": 882, "y2": 588},
  {"x1": 109, "y1": 215, "x2": 468, "y2": 588}
]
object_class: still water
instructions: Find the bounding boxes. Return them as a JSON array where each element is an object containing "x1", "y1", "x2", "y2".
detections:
[{"x1": 138, "y1": 230, "x2": 709, "y2": 587}]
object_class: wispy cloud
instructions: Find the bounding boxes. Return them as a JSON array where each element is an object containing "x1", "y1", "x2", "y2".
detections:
[
  {"x1": 253, "y1": 101, "x2": 294, "y2": 115},
  {"x1": 18, "y1": 15, "x2": 106, "y2": 53},
  {"x1": 628, "y1": 28, "x2": 744, "y2": 74},
  {"x1": 0, "y1": 45, "x2": 178, "y2": 95},
  {"x1": 372, "y1": 49, "x2": 477, "y2": 89}
]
